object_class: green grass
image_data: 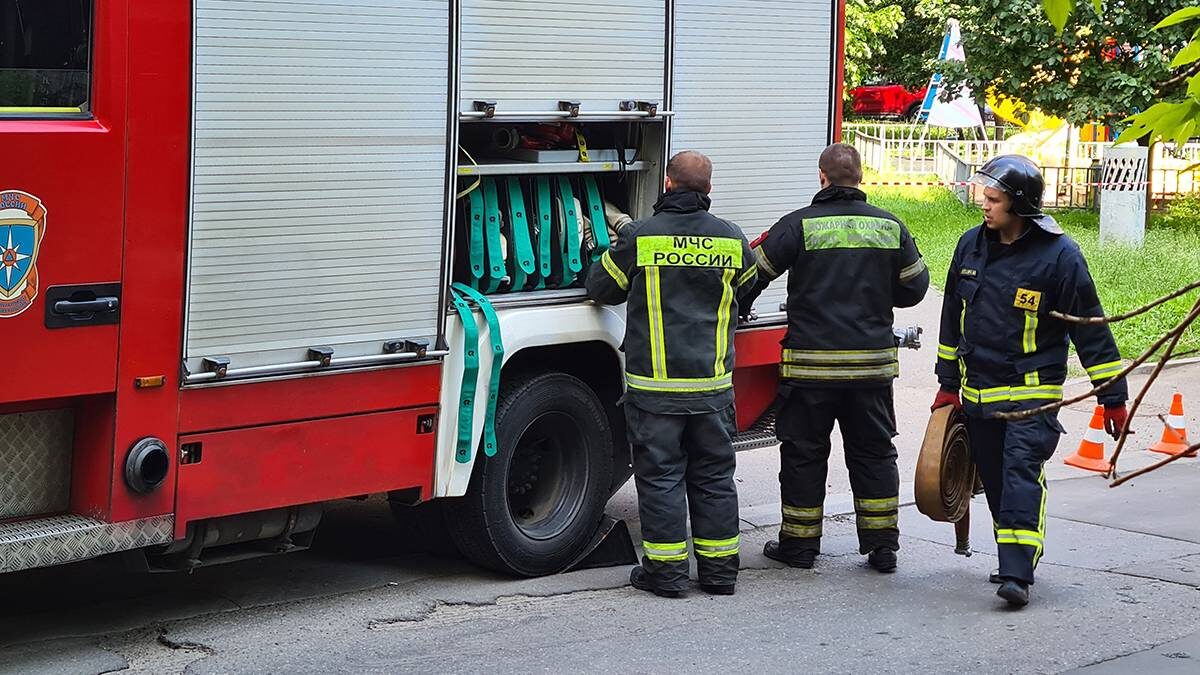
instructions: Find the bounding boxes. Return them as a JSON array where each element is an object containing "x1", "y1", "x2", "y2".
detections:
[{"x1": 867, "y1": 179, "x2": 1200, "y2": 361}]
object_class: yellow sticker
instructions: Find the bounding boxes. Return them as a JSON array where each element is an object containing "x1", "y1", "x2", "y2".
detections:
[{"x1": 1014, "y1": 288, "x2": 1042, "y2": 311}]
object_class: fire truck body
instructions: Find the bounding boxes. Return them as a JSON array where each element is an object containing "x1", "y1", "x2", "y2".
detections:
[{"x1": 0, "y1": 0, "x2": 845, "y2": 576}]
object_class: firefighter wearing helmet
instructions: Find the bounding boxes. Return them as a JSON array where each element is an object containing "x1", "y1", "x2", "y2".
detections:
[{"x1": 931, "y1": 155, "x2": 1129, "y2": 607}]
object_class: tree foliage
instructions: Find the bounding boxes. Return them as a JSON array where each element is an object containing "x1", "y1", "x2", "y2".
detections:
[
  {"x1": 937, "y1": 0, "x2": 1194, "y2": 127},
  {"x1": 844, "y1": 0, "x2": 906, "y2": 93},
  {"x1": 859, "y1": 0, "x2": 948, "y2": 87}
]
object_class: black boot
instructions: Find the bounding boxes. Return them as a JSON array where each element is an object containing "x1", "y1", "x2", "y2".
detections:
[
  {"x1": 699, "y1": 581, "x2": 736, "y2": 596},
  {"x1": 763, "y1": 540, "x2": 816, "y2": 568},
  {"x1": 988, "y1": 569, "x2": 1002, "y2": 584},
  {"x1": 630, "y1": 566, "x2": 683, "y2": 598},
  {"x1": 997, "y1": 579, "x2": 1030, "y2": 607},
  {"x1": 867, "y1": 547, "x2": 897, "y2": 573}
]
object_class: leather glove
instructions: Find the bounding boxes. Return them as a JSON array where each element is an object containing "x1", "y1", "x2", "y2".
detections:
[
  {"x1": 931, "y1": 388, "x2": 962, "y2": 413},
  {"x1": 1103, "y1": 403, "x2": 1129, "y2": 440}
]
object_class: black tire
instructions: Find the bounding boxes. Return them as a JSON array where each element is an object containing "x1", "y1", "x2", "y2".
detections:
[
  {"x1": 905, "y1": 103, "x2": 923, "y2": 124},
  {"x1": 446, "y1": 371, "x2": 614, "y2": 576}
]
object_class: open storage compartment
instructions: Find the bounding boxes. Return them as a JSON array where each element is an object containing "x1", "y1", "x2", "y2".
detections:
[{"x1": 452, "y1": 120, "x2": 666, "y2": 300}]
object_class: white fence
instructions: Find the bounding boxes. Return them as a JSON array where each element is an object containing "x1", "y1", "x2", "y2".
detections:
[{"x1": 845, "y1": 124, "x2": 1200, "y2": 209}]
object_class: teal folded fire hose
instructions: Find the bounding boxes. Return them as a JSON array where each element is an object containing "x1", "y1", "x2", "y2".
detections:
[
  {"x1": 466, "y1": 187, "x2": 486, "y2": 290},
  {"x1": 449, "y1": 282, "x2": 504, "y2": 463},
  {"x1": 534, "y1": 176, "x2": 554, "y2": 289},
  {"x1": 581, "y1": 175, "x2": 610, "y2": 262},
  {"x1": 555, "y1": 176, "x2": 583, "y2": 285},
  {"x1": 481, "y1": 178, "x2": 506, "y2": 293},
  {"x1": 504, "y1": 176, "x2": 536, "y2": 292}
]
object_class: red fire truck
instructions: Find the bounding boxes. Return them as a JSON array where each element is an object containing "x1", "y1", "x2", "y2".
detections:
[{"x1": 1, "y1": 0, "x2": 845, "y2": 577}]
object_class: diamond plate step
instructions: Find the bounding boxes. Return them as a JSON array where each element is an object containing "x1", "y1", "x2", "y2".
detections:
[
  {"x1": 732, "y1": 404, "x2": 778, "y2": 452},
  {"x1": 0, "y1": 514, "x2": 173, "y2": 574}
]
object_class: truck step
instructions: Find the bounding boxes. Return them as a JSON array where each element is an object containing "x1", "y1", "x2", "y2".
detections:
[
  {"x1": 732, "y1": 405, "x2": 778, "y2": 452},
  {"x1": 0, "y1": 514, "x2": 173, "y2": 574}
]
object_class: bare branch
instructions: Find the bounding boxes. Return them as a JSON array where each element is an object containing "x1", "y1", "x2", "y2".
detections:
[
  {"x1": 994, "y1": 296, "x2": 1200, "y2": 422},
  {"x1": 1048, "y1": 279, "x2": 1200, "y2": 325},
  {"x1": 1110, "y1": 441, "x2": 1200, "y2": 487},
  {"x1": 1105, "y1": 319, "x2": 1191, "y2": 476}
]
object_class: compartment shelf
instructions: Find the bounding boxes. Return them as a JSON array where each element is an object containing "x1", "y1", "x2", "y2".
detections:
[{"x1": 458, "y1": 160, "x2": 647, "y2": 177}]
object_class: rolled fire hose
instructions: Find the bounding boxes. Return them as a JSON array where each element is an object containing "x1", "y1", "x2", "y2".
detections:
[{"x1": 915, "y1": 406, "x2": 976, "y2": 556}]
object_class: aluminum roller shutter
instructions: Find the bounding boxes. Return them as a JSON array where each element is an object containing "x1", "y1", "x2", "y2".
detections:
[
  {"x1": 671, "y1": 0, "x2": 836, "y2": 317},
  {"x1": 460, "y1": 0, "x2": 666, "y2": 114},
  {"x1": 188, "y1": 0, "x2": 450, "y2": 373}
]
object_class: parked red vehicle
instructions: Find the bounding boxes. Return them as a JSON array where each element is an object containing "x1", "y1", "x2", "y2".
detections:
[{"x1": 850, "y1": 82, "x2": 927, "y2": 121}]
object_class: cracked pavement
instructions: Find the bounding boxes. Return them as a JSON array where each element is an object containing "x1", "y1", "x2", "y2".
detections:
[{"x1": 2, "y1": 296, "x2": 1199, "y2": 673}]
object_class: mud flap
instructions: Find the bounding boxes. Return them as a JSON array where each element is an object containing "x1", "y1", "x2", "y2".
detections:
[{"x1": 563, "y1": 515, "x2": 638, "y2": 572}]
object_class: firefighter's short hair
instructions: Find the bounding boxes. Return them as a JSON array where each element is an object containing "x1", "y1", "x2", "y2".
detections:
[
  {"x1": 667, "y1": 150, "x2": 713, "y2": 194},
  {"x1": 819, "y1": 143, "x2": 863, "y2": 187}
]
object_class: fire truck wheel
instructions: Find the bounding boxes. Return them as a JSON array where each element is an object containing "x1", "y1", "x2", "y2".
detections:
[{"x1": 447, "y1": 370, "x2": 614, "y2": 577}]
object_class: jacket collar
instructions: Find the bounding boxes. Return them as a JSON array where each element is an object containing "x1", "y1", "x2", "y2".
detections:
[
  {"x1": 655, "y1": 189, "x2": 712, "y2": 214},
  {"x1": 812, "y1": 185, "x2": 868, "y2": 204}
]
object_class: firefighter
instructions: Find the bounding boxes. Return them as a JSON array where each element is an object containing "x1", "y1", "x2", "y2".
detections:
[
  {"x1": 587, "y1": 151, "x2": 758, "y2": 598},
  {"x1": 931, "y1": 155, "x2": 1128, "y2": 607},
  {"x1": 744, "y1": 143, "x2": 930, "y2": 573}
]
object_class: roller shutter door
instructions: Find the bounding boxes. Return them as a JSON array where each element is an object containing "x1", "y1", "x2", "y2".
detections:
[
  {"x1": 460, "y1": 0, "x2": 666, "y2": 114},
  {"x1": 188, "y1": 0, "x2": 450, "y2": 373},
  {"x1": 671, "y1": 0, "x2": 837, "y2": 317}
]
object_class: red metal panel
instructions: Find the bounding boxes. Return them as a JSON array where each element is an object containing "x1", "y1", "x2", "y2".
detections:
[
  {"x1": 734, "y1": 326, "x2": 786, "y2": 368},
  {"x1": 733, "y1": 326, "x2": 784, "y2": 430},
  {"x1": 70, "y1": 396, "x2": 116, "y2": 519},
  {"x1": 733, "y1": 365, "x2": 778, "y2": 431},
  {"x1": 178, "y1": 364, "x2": 443, "y2": 435},
  {"x1": 108, "y1": 0, "x2": 192, "y2": 522},
  {"x1": 0, "y1": 1, "x2": 129, "y2": 404},
  {"x1": 176, "y1": 408, "x2": 437, "y2": 534}
]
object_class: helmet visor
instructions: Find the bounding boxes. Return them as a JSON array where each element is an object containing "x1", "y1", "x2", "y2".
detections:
[{"x1": 969, "y1": 171, "x2": 1014, "y2": 194}]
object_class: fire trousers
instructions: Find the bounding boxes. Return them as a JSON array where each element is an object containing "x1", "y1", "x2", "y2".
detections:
[
  {"x1": 775, "y1": 386, "x2": 900, "y2": 556},
  {"x1": 625, "y1": 403, "x2": 741, "y2": 591},
  {"x1": 964, "y1": 401, "x2": 1065, "y2": 584}
]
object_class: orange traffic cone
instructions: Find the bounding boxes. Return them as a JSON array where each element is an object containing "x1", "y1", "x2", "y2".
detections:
[
  {"x1": 1150, "y1": 392, "x2": 1195, "y2": 457},
  {"x1": 1065, "y1": 406, "x2": 1112, "y2": 473}
]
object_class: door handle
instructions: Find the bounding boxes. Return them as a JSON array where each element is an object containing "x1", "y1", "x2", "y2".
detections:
[
  {"x1": 54, "y1": 297, "x2": 119, "y2": 315},
  {"x1": 44, "y1": 283, "x2": 122, "y2": 329}
]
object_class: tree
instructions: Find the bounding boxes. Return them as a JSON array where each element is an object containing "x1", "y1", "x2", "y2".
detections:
[
  {"x1": 868, "y1": 0, "x2": 958, "y2": 87},
  {"x1": 844, "y1": 0, "x2": 906, "y2": 94},
  {"x1": 935, "y1": 1, "x2": 1194, "y2": 127}
]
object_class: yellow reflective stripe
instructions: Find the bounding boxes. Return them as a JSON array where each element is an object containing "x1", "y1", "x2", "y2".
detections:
[
  {"x1": 899, "y1": 258, "x2": 927, "y2": 282},
  {"x1": 782, "y1": 522, "x2": 823, "y2": 538},
  {"x1": 1036, "y1": 467, "x2": 1047, "y2": 565},
  {"x1": 857, "y1": 514, "x2": 899, "y2": 530},
  {"x1": 714, "y1": 268, "x2": 735, "y2": 376},
  {"x1": 937, "y1": 343, "x2": 958, "y2": 361},
  {"x1": 961, "y1": 384, "x2": 1063, "y2": 404},
  {"x1": 754, "y1": 246, "x2": 780, "y2": 278},
  {"x1": 643, "y1": 540, "x2": 689, "y2": 562},
  {"x1": 783, "y1": 348, "x2": 898, "y2": 365},
  {"x1": 782, "y1": 505, "x2": 823, "y2": 520},
  {"x1": 0, "y1": 106, "x2": 84, "y2": 114},
  {"x1": 636, "y1": 235, "x2": 743, "y2": 269},
  {"x1": 625, "y1": 372, "x2": 733, "y2": 393},
  {"x1": 694, "y1": 536, "x2": 740, "y2": 547},
  {"x1": 737, "y1": 264, "x2": 757, "y2": 288},
  {"x1": 1024, "y1": 370, "x2": 1040, "y2": 387},
  {"x1": 781, "y1": 363, "x2": 900, "y2": 380},
  {"x1": 694, "y1": 535, "x2": 740, "y2": 558},
  {"x1": 645, "y1": 266, "x2": 667, "y2": 378},
  {"x1": 960, "y1": 299, "x2": 966, "y2": 335},
  {"x1": 855, "y1": 497, "x2": 899, "y2": 512},
  {"x1": 600, "y1": 250, "x2": 629, "y2": 291},
  {"x1": 1086, "y1": 360, "x2": 1124, "y2": 380},
  {"x1": 1022, "y1": 311, "x2": 1038, "y2": 354}
]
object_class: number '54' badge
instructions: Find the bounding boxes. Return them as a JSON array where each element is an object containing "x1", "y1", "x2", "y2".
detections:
[{"x1": 1013, "y1": 288, "x2": 1042, "y2": 311}]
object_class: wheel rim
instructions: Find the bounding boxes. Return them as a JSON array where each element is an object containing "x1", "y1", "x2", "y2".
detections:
[{"x1": 506, "y1": 410, "x2": 590, "y2": 541}]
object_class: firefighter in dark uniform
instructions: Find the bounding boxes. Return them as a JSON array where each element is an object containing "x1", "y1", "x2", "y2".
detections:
[
  {"x1": 587, "y1": 151, "x2": 758, "y2": 598},
  {"x1": 931, "y1": 155, "x2": 1128, "y2": 607},
  {"x1": 744, "y1": 144, "x2": 930, "y2": 572}
]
